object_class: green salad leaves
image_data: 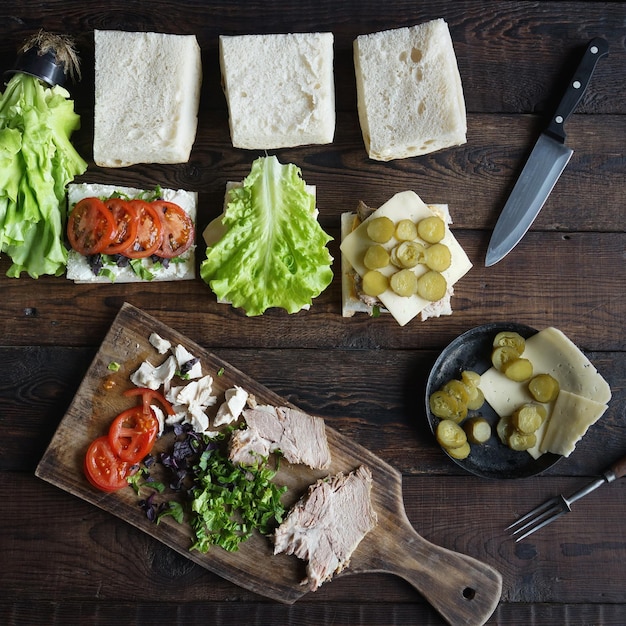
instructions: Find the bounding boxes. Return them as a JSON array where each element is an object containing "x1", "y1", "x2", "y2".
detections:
[
  {"x1": 200, "y1": 155, "x2": 333, "y2": 316},
  {"x1": 0, "y1": 73, "x2": 87, "y2": 277}
]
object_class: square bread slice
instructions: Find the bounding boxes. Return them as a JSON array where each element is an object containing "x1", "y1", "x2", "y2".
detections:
[
  {"x1": 93, "y1": 30, "x2": 202, "y2": 167},
  {"x1": 219, "y1": 32, "x2": 335, "y2": 149},
  {"x1": 354, "y1": 19, "x2": 466, "y2": 161}
]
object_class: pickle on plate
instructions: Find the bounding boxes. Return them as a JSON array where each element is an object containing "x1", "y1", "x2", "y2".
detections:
[
  {"x1": 507, "y1": 430, "x2": 537, "y2": 451},
  {"x1": 395, "y1": 219, "x2": 417, "y2": 241},
  {"x1": 529, "y1": 373, "x2": 560, "y2": 403},
  {"x1": 391, "y1": 241, "x2": 425, "y2": 268},
  {"x1": 416, "y1": 270, "x2": 447, "y2": 301},
  {"x1": 493, "y1": 331, "x2": 525, "y2": 355},
  {"x1": 417, "y1": 215, "x2": 445, "y2": 243},
  {"x1": 466, "y1": 386, "x2": 485, "y2": 411},
  {"x1": 446, "y1": 441, "x2": 471, "y2": 459},
  {"x1": 511, "y1": 403, "x2": 547, "y2": 434},
  {"x1": 363, "y1": 244, "x2": 390, "y2": 270},
  {"x1": 442, "y1": 379, "x2": 469, "y2": 405},
  {"x1": 366, "y1": 216, "x2": 395, "y2": 243},
  {"x1": 390, "y1": 269, "x2": 418, "y2": 297},
  {"x1": 496, "y1": 415, "x2": 513, "y2": 445},
  {"x1": 436, "y1": 419, "x2": 467, "y2": 449},
  {"x1": 491, "y1": 345, "x2": 520, "y2": 371},
  {"x1": 429, "y1": 390, "x2": 465, "y2": 422},
  {"x1": 362, "y1": 270, "x2": 388, "y2": 296},
  {"x1": 424, "y1": 243, "x2": 451, "y2": 272},
  {"x1": 502, "y1": 357, "x2": 534, "y2": 382},
  {"x1": 464, "y1": 417, "x2": 491, "y2": 444}
]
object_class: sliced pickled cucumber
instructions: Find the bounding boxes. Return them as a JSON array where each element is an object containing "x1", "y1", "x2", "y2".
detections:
[
  {"x1": 417, "y1": 215, "x2": 445, "y2": 243},
  {"x1": 464, "y1": 417, "x2": 491, "y2": 444},
  {"x1": 466, "y1": 387, "x2": 485, "y2": 411},
  {"x1": 390, "y1": 269, "x2": 418, "y2": 297},
  {"x1": 363, "y1": 244, "x2": 390, "y2": 270},
  {"x1": 442, "y1": 379, "x2": 469, "y2": 405},
  {"x1": 529, "y1": 373, "x2": 560, "y2": 403},
  {"x1": 491, "y1": 345, "x2": 519, "y2": 371},
  {"x1": 416, "y1": 271, "x2": 447, "y2": 301},
  {"x1": 429, "y1": 390, "x2": 462, "y2": 421},
  {"x1": 507, "y1": 430, "x2": 537, "y2": 451},
  {"x1": 461, "y1": 370, "x2": 481, "y2": 388},
  {"x1": 496, "y1": 415, "x2": 513, "y2": 445},
  {"x1": 391, "y1": 241, "x2": 425, "y2": 268},
  {"x1": 511, "y1": 403, "x2": 546, "y2": 434},
  {"x1": 424, "y1": 243, "x2": 451, "y2": 272},
  {"x1": 446, "y1": 441, "x2": 471, "y2": 459},
  {"x1": 362, "y1": 270, "x2": 388, "y2": 296},
  {"x1": 493, "y1": 331, "x2": 525, "y2": 355},
  {"x1": 395, "y1": 219, "x2": 417, "y2": 241},
  {"x1": 502, "y1": 357, "x2": 533, "y2": 382},
  {"x1": 436, "y1": 419, "x2": 467, "y2": 449},
  {"x1": 366, "y1": 216, "x2": 395, "y2": 243}
]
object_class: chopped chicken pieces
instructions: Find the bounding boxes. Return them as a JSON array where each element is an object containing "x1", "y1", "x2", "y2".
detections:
[
  {"x1": 228, "y1": 404, "x2": 331, "y2": 469},
  {"x1": 274, "y1": 466, "x2": 377, "y2": 590}
]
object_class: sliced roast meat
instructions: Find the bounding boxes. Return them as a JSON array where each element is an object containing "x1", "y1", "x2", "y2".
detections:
[
  {"x1": 228, "y1": 404, "x2": 331, "y2": 469},
  {"x1": 274, "y1": 465, "x2": 377, "y2": 591}
]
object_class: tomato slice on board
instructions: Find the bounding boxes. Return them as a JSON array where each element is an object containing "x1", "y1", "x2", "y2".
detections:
[
  {"x1": 108, "y1": 406, "x2": 159, "y2": 463},
  {"x1": 152, "y1": 200, "x2": 195, "y2": 258},
  {"x1": 123, "y1": 387, "x2": 175, "y2": 418},
  {"x1": 84, "y1": 436, "x2": 136, "y2": 492},
  {"x1": 67, "y1": 197, "x2": 117, "y2": 255},
  {"x1": 121, "y1": 200, "x2": 163, "y2": 258},
  {"x1": 102, "y1": 199, "x2": 139, "y2": 255}
]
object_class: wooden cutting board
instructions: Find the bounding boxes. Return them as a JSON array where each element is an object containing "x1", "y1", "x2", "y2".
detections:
[{"x1": 36, "y1": 303, "x2": 502, "y2": 626}]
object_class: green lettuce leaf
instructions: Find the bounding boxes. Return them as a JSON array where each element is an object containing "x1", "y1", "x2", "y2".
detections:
[
  {"x1": 200, "y1": 156, "x2": 333, "y2": 316},
  {"x1": 0, "y1": 73, "x2": 87, "y2": 278}
]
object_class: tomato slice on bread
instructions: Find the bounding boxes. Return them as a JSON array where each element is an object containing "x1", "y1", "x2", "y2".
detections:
[
  {"x1": 102, "y1": 198, "x2": 139, "y2": 255},
  {"x1": 152, "y1": 200, "x2": 195, "y2": 258},
  {"x1": 108, "y1": 406, "x2": 159, "y2": 463},
  {"x1": 67, "y1": 197, "x2": 116, "y2": 255},
  {"x1": 121, "y1": 200, "x2": 163, "y2": 258},
  {"x1": 84, "y1": 436, "x2": 136, "y2": 492}
]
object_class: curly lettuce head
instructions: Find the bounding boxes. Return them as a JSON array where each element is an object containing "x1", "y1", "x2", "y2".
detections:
[{"x1": 200, "y1": 156, "x2": 333, "y2": 316}]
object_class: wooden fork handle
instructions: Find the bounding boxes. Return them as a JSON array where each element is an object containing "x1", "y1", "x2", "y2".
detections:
[{"x1": 608, "y1": 454, "x2": 626, "y2": 480}]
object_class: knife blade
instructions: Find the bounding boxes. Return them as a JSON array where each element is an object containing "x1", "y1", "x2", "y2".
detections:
[{"x1": 485, "y1": 37, "x2": 609, "y2": 267}]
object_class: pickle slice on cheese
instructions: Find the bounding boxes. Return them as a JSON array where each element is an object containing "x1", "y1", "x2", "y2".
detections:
[{"x1": 339, "y1": 190, "x2": 472, "y2": 326}]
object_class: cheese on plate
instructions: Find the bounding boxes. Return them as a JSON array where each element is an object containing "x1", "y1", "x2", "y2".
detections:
[
  {"x1": 340, "y1": 190, "x2": 472, "y2": 326},
  {"x1": 481, "y1": 327, "x2": 611, "y2": 458}
]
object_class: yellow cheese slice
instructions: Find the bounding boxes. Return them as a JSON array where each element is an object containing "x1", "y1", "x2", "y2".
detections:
[
  {"x1": 339, "y1": 190, "x2": 472, "y2": 326},
  {"x1": 539, "y1": 390, "x2": 608, "y2": 456},
  {"x1": 480, "y1": 327, "x2": 611, "y2": 458}
]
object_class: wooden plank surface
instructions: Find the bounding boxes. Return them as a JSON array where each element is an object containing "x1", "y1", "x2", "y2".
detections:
[{"x1": 0, "y1": 0, "x2": 625, "y2": 624}]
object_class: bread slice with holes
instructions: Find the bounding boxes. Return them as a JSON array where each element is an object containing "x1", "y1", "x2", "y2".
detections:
[
  {"x1": 354, "y1": 19, "x2": 466, "y2": 161},
  {"x1": 219, "y1": 32, "x2": 335, "y2": 149},
  {"x1": 93, "y1": 30, "x2": 202, "y2": 167}
]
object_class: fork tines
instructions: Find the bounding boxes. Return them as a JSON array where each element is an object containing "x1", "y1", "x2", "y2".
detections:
[{"x1": 507, "y1": 495, "x2": 570, "y2": 542}]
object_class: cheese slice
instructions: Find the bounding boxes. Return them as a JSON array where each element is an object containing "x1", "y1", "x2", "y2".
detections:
[
  {"x1": 339, "y1": 190, "x2": 472, "y2": 326},
  {"x1": 539, "y1": 390, "x2": 608, "y2": 456},
  {"x1": 481, "y1": 327, "x2": 611, "y2": 458}
]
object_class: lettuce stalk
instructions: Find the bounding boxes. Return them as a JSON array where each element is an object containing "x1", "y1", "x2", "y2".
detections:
[
  {"x1": 0, "y1": 72, "x2": 87, "y2": 277},
  {"x1": 200, "y1": 156, "x2": 333, "y2": 316}
]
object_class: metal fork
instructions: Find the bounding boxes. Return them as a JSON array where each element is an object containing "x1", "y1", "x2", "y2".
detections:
[{"x1": 507, "y1": 454, "x2": 626, "y2": 542}]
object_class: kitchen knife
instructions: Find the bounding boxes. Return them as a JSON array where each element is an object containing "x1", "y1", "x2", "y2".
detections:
[{"x1": 485, "y1": 38, "x2": 609, "y2": 267}]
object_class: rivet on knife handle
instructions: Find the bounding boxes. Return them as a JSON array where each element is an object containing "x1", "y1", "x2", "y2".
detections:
[{"x1": 485, "y1": 37, "x2": 609, "y2": 267}]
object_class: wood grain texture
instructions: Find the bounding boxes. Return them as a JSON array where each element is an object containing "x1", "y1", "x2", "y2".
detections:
[
  {"x1": 0, "y1": 1, "x2": 624, "y2": 624},
  {"x1": 34, "y1": 304, "x2": 502, "y2": 624}
]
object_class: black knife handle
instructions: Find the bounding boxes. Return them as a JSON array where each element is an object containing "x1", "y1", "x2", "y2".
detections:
[{"x1": 545, "y1": 37, "x2": 609, "y2": 143}]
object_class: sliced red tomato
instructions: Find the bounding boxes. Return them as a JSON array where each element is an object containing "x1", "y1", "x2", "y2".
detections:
[
  {"x1": 84, "y1": 436, "x2": 135, "y2": 492},
  {"x1": 108, "y1": 406, "x2": 159, "y2": 463},
  {"x1": 152, "y1": 200, "x2": 195, "y2": 258},
  {"x1": 123, "y1": 387, "x2": 175, "y2": 418},
  {"x1": 67, "y1": 197, "x2": 117, "y2": 255},
  {"x1": 102, "y1": 198, "x2": 139, "y2": 255},
  {"x1": 121, "y1": 200, "x2": 163, "y2": 258}
]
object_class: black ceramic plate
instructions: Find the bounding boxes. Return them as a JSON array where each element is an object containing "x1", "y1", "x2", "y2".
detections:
[{"x1": 426, "y1": 323, "x2": 561, "y2": 479}]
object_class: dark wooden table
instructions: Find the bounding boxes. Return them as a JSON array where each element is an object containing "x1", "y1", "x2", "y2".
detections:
[{"x1": 1, "y1": 2, "x2": 625, "y2": 624}]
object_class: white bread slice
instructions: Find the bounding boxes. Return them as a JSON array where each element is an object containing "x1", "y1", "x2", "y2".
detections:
[
  {"x1": 93, "y1": 30, "x2": 202, "y2": 167},
  {"x1": 219, "y1": 33, "x2": 335, "y2": 149},
  {"x1": 354, "y1": 19, "x2": 466, "y2": 161}
]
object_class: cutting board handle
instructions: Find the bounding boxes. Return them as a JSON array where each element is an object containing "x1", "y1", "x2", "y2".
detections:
[{"x1": 361, "y1": 514, "x2": 502, "y2": 626}]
